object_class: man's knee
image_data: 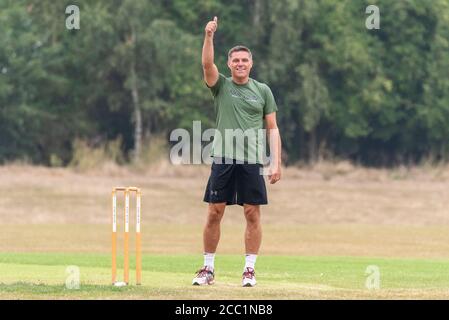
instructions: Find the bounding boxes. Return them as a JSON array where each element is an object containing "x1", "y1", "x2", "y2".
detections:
[
  {"x1": 207, "y1": 203, "x2": 226, "y2": 224},
  {"x1": 244, "y1": 205, "x2": 260, "y2": 224}
]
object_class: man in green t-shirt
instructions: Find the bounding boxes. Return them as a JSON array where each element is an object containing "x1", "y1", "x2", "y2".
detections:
[{"x1": 192, "y1": 16, "x2": 282, "y2": 287}]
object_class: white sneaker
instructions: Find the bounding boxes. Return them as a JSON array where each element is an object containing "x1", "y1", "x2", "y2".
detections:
[
  {"x1": 242, "y1": 267, "x2": 256, "y2": 287},
  {"x1": 192, "y1": 266, "x2": 215, "y2": 286}
]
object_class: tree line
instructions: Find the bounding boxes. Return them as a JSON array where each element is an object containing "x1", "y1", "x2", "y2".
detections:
[{"x1": 1, "y1": 0, "x2": 448, "y2": 167}]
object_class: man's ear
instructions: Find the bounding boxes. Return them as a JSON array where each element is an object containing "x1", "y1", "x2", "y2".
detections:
[{"x1": 247, "y1": 59, "x2": 253, "y2": 70}]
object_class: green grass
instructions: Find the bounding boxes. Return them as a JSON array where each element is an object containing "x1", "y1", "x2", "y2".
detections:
[{"x1": 1, "y1": 253, "x2": 449, "y2": 299}]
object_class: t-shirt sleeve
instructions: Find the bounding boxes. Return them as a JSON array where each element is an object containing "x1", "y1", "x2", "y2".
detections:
[
  {"x1": 206, "y1": 73, "x2": 226, "y2": 97},
  {"x1": 263, "y1": 84, "x2": 278, "y2": 116}
]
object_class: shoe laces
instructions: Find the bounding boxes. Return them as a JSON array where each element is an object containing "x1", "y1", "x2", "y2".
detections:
[
  {"x1": 196, "y1": 266, "x2": 213, "y2": 277},
  {"x1": 243, "y1": 267, "x2": 255, "y2": 279}
]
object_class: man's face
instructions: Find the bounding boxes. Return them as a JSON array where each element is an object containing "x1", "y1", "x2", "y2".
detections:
[{"x1": 228, "y1": 51, "x2": 253, "y2": 80}]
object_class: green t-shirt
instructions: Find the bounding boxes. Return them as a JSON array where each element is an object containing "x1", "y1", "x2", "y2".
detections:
[{"x1": 208, "y1": 73, "x2": 278, "y2": 164}]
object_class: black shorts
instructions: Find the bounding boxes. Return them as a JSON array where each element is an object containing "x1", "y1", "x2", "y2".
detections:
[{"x1": 203, "y1": 158, "x2": 268, "y2": 206}]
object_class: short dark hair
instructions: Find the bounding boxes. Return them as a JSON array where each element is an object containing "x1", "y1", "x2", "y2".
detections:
[{"x1": 228, "y1": 45, "x2": 252, "y2": 59}]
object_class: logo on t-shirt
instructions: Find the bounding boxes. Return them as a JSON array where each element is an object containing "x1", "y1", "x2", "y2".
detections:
[{"x1": 229, "y1": 88, "x2": 259, "y2": 102}]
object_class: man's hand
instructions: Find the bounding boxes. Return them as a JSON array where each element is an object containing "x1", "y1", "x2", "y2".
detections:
[
  {"x1": 268, "y1": 165, "x2": 281, "y2": 184},
  {"x1": 205, "y1": 16, "x2": 218, "y2": 37}
]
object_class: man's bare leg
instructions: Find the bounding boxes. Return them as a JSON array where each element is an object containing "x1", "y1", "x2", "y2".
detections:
[
  {"x1": 203, "y1": 202, "x2": 226, "y2": 253},
  {"x1": 242, "y1": 204, "x2": 261, "y2": 287},
  {"x1": 243, "y1": 204, "x2": 262, "y2": 254},
  {"x1": 193, "y1": 203, "x2": 226, "y2": 285}
]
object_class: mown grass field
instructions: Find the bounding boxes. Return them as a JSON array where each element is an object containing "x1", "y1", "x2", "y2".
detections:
[
  {"x1": 1, "y1": 164, "x2": 449, "y2": 299},
  {"x1": 2, "y1": 253, "x2": 449, "y2": 299}
]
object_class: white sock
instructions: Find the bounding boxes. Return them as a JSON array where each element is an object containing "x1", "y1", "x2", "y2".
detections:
[
  {"x1": 204, "y1": 253, "x2": 215, "y2": 270},
  {"x1": 244, "y1": 254, "x2": 257, "y2": 270}
]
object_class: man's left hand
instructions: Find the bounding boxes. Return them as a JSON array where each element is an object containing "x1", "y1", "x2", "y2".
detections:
[{"x1": 268, "y1": 165, "x2": 281, "y2": 184}]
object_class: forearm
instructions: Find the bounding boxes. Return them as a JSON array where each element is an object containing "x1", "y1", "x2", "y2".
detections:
[
  {"x1": 202, "y1": 35, "x2": 215, "y2": 68},
  {"x1": 267, "y1": 128, "x2": 282, "y2": 167}
]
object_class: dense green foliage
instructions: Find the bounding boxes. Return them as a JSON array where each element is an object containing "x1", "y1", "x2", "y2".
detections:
[{"x1": 1, "y1": 0, "x2": 448, "y2": 166}]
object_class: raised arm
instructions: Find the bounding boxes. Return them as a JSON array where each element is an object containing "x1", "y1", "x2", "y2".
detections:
[{"x1": 202, "y1": 16, "x2": 219, "y2": 87}]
